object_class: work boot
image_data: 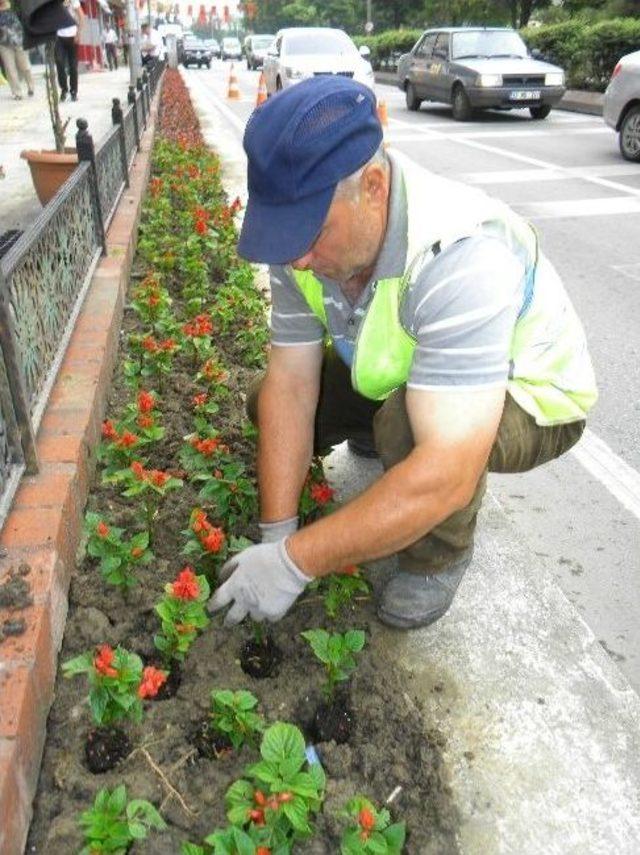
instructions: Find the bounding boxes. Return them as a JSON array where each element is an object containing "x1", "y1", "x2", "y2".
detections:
[{"x1": 377, "y1": 549, "x2": 473, "y2": 630}]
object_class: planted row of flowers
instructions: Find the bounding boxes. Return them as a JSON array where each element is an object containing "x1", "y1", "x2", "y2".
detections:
[{"x1": 29, "y1": 70, "x2": 411, "y2": 855}]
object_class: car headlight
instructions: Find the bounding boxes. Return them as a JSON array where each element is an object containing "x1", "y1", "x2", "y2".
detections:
[
  {"x1": 545, "y1": 72, "x2": 564, "y2": 86},
  {"x1": 477, "y1": 73, "x2": 502, "y2": 87},
  {"x1": 285, "y1": 66, "x2": 305, "y2": 79}
]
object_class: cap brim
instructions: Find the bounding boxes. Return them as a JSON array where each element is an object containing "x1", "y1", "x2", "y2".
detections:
[{"x1": 238, "y1": 184, "x2": 335, "y2": 265}]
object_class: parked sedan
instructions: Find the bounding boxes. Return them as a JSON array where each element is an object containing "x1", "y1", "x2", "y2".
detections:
[
  {"x1": 181, "y1": 36, "x2": 214, "y2": 68},
  {"x1": 603, "y1": 49, "x2": 640, "y2": 162},
  {"x1": 397, "y1": 27, "x2": 565, "y2": 121},
  {"x1": 245, "y1": 33, "x2": 275, "y2": 70},
  {"x1": 262, "y1": 27, "x2": 374, "y2": 96},
  {"x1": 221, "y1": 37, "x2": 243, "y2": 61}
]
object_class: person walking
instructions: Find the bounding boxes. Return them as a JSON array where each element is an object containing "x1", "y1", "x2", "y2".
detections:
[
  {"x1": 55, "y1": 0, "x2": 84, "y2": 101},
  {"x1": 208, "y1": 77, "x2": 597, "y2": 630},
  {"x1": 0, "y1": 0, "x2": 34, "y2": 100},
  {"x1": 104, "y1": 21, "x2": 118, "y2": 70}
]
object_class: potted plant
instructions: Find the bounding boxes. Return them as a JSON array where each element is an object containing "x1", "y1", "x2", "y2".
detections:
[{"x1": 20, "y1": 40, "x2": 77, "y2": 204}]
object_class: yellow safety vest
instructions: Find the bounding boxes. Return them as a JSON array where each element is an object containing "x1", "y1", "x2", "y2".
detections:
[{"x1": 291, "y1": 151, "x2": 597, "y2": 426}]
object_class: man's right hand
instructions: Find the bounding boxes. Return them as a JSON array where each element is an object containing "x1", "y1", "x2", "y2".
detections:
[{"x1": 259, "y1": 516, "x2": 299, "y2": 544}]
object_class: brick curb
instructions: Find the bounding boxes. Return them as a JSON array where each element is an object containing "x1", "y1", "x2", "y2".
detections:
[{"x1": 0, "y1": 85, "x2": 162, "y2": 855}]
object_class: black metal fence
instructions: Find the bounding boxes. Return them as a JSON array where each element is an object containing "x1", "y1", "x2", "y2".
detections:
[{"x1": 0, "y1": 60, "x2": 165, "y2": 527}]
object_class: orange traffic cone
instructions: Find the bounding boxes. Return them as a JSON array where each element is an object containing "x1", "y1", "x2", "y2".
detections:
[
  {"x1": 377, "y1": 99, "x2": 388, "y2": 129},
  {"x1": 227, "y1": 63, "x2": 240, "y2": 100},
  {"x1": 256, "y1": 71, "x2": 268, "y2": 106}
]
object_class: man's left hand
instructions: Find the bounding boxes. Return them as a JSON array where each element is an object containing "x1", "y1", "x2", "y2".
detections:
[{"x1": 207, "y1": 539, "x2": 312, "y2": 625}]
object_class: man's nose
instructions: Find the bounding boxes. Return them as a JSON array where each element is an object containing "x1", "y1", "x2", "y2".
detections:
[{"x1": 291, "y1": 250, "x2": 313, "y2": 271}]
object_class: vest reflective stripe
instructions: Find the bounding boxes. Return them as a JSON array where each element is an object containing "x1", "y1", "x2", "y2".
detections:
[{"x1": 291, "y1": 152, "x2": 597, "y2": 425}]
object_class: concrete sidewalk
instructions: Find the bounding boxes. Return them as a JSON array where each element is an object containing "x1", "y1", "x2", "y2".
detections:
[
  {"x1": 0, "y1": 66, "x2": 133, "y2": 234},
  {"x1": 374, "y1": 71, "x2": 605, "y2": 116},
  {"x1": 184, "y1": 70, "x2": 640, "y2": 853}
]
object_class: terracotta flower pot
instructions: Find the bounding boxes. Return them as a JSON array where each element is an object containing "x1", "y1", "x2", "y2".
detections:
[{"x1": 20, "y1": 148, "x2": 79, "y2": 206}]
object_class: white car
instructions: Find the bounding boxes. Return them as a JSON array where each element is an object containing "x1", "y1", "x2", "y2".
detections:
[
  {"x1": 603, "y1": 49, "x2": 640, "y2": 162},
  {"x1": 262, "y1": 27, "x2": 374, "y2": 95},
  {"x1": 221, "y1": 37, "x2": 242, "y2": 61}
]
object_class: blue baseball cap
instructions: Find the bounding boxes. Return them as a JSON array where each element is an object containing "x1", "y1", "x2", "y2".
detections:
[{"x1": 238, "y1": 77, "x2": 383, "y2": 265}]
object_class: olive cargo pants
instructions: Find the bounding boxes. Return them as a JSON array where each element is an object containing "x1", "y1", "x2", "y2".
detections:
[{"x1": 247, "y1": 347, "x2": 586, "y2": 574}]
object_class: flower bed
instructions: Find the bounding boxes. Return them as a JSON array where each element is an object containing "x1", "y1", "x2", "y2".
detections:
[{"x1": 26, "y1": 70, "x2": 459, "y2": 854}]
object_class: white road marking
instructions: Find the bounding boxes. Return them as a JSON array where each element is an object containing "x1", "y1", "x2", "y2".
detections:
[
  {"x1": 571, "y1": 430, "x2": 640, "y2": 522},
  {"x1": 461, "y1": 164, "x2": 640, "y2": 184},
  {"x1": 387, "y1": 117, "x2": 640, "y2": 199},
  {"x1": 189, "y1": 69, "x2": 640, "y2": 527},
  {"x1": 516, "y1": 196, "x2": 640, "y2": 219}
]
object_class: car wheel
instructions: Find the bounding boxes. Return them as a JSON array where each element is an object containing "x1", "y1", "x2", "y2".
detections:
[
  {"x1": 619, "y1": 105, "x2": 640, "y2": 162},
  {"x1": 530, "y1": 104, "x2": 552, "y2": 120},
  {"x1": 405, "y1": 82, "x2": 421, "y2": 112},
  {"x1": 205, "y1": 63, "x2": 210, "y2": 69},
  {"x1": 451, "y1": 84, "x2": 472, "y2": 121}
]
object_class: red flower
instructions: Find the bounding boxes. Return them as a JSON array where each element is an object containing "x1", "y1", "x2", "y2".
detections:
[
  {"x1": 131, "y1": 461, "x2": 145, "y2": 480},
  {"x1": 96, "y1": 521, "x2": 110, "y2": 539},
  {"x1": 137, "y1": 414, "x2": 154, "y2": 430},
  {"x1": 192, "y1": 392, "x2": 208, "y2": 407},
  {"x1": 187, "y1": 164, "x2": 200, "y2": 179},
  {"x1": 142, "y1": 336, "x2": 158, "y2": 353},
  {"x1": 201, "y1": 527, "x2": 225, "y2": 554},
  {"x1": 191, "y1": 509, "x2": 208, "y2": 535},
  {"x1": 183, "y1": 314, "x2": 213, "y2": 337},
  {"x1": 94, "y1": 644, "x2": 118, "y2": 678},
  {"x1": 117, "y1": 431, "x2": 139, "y2": 449},
  {"x1": 194, "y1": 218, "x2": 207, "y2": 236},
  {"x1": 138, "y1": 391, "x2": 155, "y2": 414},
  {"x1": 131, "y1": 546, "x2": 144, "y2": 559},
  {"x1": 193, "y1": 206, "x2": 210, "y2": 221},
  {"x1": 101, "y1": 420, "x2": 118, "y2": 440},
  {"x1": 359, "y1": 807, "x2": 375, "y2": 832},
  {"x1": 340, "y1": 564, "x2": 359, "y2": 576},
  {"x1": 138, "y1": 666, "x2": 167, "y2": 699},
  {"x1": 148, "y1": 293, "x2": 160, "y2": 307},
  {"x1": 175, "y1": 622, "x2": 196, "y2": 634},
  {"x1": 256, "y1": 849, "x2": 271, "y2": 855},
  {"x1": 149, "y1": 469, "x2": 170, "y2": 488},
  {"x1": 159, "y1": 338, "x2": 177, "y2": 351},
  {"x1": 171, "y1": 567, "x2": 200, "y2": 600},
  {"x1": 310, "y1": 482, "x2": 335, "y2": 505},
  {"x1": 192, "y1": 437, "x2": 220, "y2": 456}
]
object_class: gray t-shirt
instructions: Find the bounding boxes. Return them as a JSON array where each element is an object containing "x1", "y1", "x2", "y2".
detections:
[{"x1": 269, "y1": 153, "x2": 526, "y2": 392}]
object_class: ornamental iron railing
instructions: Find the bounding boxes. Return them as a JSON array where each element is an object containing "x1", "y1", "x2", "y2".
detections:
[{"x1": 0, "y1": 60, "x2": 165, "y2": 528}]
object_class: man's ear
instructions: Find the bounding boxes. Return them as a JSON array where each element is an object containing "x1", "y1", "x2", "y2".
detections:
[{"x1": 361, "y1": 163, "x2": 389, "y2": 208}]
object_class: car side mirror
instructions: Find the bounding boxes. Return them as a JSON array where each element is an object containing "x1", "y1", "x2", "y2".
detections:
[
  {"x1": 531, "y1": 48, "x2": 543, "y2": 60},
  {"x1": 359, "y1": 45, "x2": 371, "y2": 58}
]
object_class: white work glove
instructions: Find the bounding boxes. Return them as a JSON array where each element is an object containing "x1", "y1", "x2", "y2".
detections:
[
  {"x1": 259, "y1": 516, "x2": 299, "y2": 544},
  {"x1": 207, "y1": 539, "x2": 311, "y2": 624}
]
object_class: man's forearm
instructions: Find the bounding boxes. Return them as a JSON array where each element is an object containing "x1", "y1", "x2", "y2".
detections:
[
  {"x1": 256, "y1": 377, "x2": 317, "y2": 522},
  {"x1": 286, "y1": 445, "x2": 477, "y2": 577}
]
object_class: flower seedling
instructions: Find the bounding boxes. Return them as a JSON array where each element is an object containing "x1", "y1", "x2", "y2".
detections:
[
  {"x1": 191, "y1": 390, "x2": 220, "y2": 420},
  {"x1": 298, "y1": 459, "x2": 336, "y2": 524},
  {"x1": 197, "y1": 459, "x2": 258, "y2": 528},
  {"x1": 119, "y1": 390, "x2": 165, "y2": 441},
  {"x1": 179, "y1": 427, "x2": 230, "y2": 476},
  {"x1": 233, "y1": 318, "x2": 269, "y2": 369},
  {"x1": 84, "y1": 512, "x2": 153, "y2": 592},
  {"x1": 62, "y1": 645, "x2": 147, "y2": 726},
  {"x1": 314, "y1": 566, "x2": 371, "y2": 620},
  {"x1": 339, "y1": 797, "x2": 406, "y2": 854},
  {"x1": 78, "y1": 784, "x2": 166, "y2": 854},
  {"x1": 225, "y1": 722, "x2": 325, "y2": 851},
  {"x1": 130, "y1": 274, "x2": 173, "y2": 326},
  {"x1": 154, "y1": 567, "x2": 210, "y2": 665},
  {"x1": 127, "y1": 331, "x2": 181, "y2": 389},
  {"x1": 107, "y1": 461, "x2": 183, "y2": 537},
  {"x1": 183, "y1": 826, "x2": 270, "y2": 855},
  {"x1": 98, "y1": 419, "x2": 146, "y2": 476},
  {"x1": 300, "y1": 629, "x2": 366, "y2": 701},
  {"x1": 197, "y1": 353, "x2": 230, "y2": 397},
  {"x1": 182, "y1": 313, "x2": 215, "y2": 364},
  {"x1": 210, "y1": 689, "x2": 265, "y2": 752}
]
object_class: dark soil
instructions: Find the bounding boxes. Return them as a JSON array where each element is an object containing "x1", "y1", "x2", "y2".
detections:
[
  {"x1": 239, "y1": 635, "x2": 282, "y2": 679},
  {"x1": 150, "y1": 661, "x2": 182, "y2": 701},
  {"x1": 188, "y1": 717, "x2": 234, "y2": 760},
  {"x1": 85, "y1": 727, "x2": 132, "y2": 774},
  {"x1": 0, "y1": 562, "x2": 33, "y2": 610},
  {"x1": 310, "y1": 696, "x2": 355, "y2": 746}
]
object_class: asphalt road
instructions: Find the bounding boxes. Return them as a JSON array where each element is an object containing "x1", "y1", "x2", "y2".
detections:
[{"x1": 185, "y1": 62, "x2": 640, "y2": 690}]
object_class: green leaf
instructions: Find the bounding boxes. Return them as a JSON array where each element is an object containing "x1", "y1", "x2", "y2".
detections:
[
  {"x1": 301, "y1": 629, "x2": 330, "y2": 663},
  {"x1": 383, "y1": 822, "x2": 406, "y2": 852},
  {"x1": 282, "y1": 798, "x2": 311, "y2": 834},
  {"x1": 107, "y1": 783, "x2": 128, "y2": 816},
  {"x1": 127, "y1": 820, "x2": 149, "y2": 840},
  {"x1": 344, "y1": 629, "x2": 366, "y2": 652},
  {"x1": 62, "y1": 652, "x2": 94, "y2": 676},
  {"x1": 260, "y1": 722, "x2": 306, "y2": 765}
]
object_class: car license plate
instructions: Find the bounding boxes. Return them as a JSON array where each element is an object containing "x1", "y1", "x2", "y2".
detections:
[{"x1": 509, "y1": 90, "x2": 541, "y2": 101}]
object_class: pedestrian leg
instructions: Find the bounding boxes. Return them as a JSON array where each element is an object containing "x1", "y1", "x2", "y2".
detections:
[
  {"x1": 67, "y1": 38, "x2": 78, "y2": 98},
  {"x1": 55, "y1": 38, "x2": 68, "y2": 96},
  {"x1": 14, "y1": 47, "x2": 34, "y2": 95},
  {"x1": 0, "y1": 45, "x2": 22, "y2": 97}
]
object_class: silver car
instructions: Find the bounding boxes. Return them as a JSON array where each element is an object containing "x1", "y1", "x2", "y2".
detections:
[
  {"x1": 397, "y1": 27, "x2": 565, "y2": 121},
  {"x1": 603, "y1": 49, "x2": 640, "y2": 162}
]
